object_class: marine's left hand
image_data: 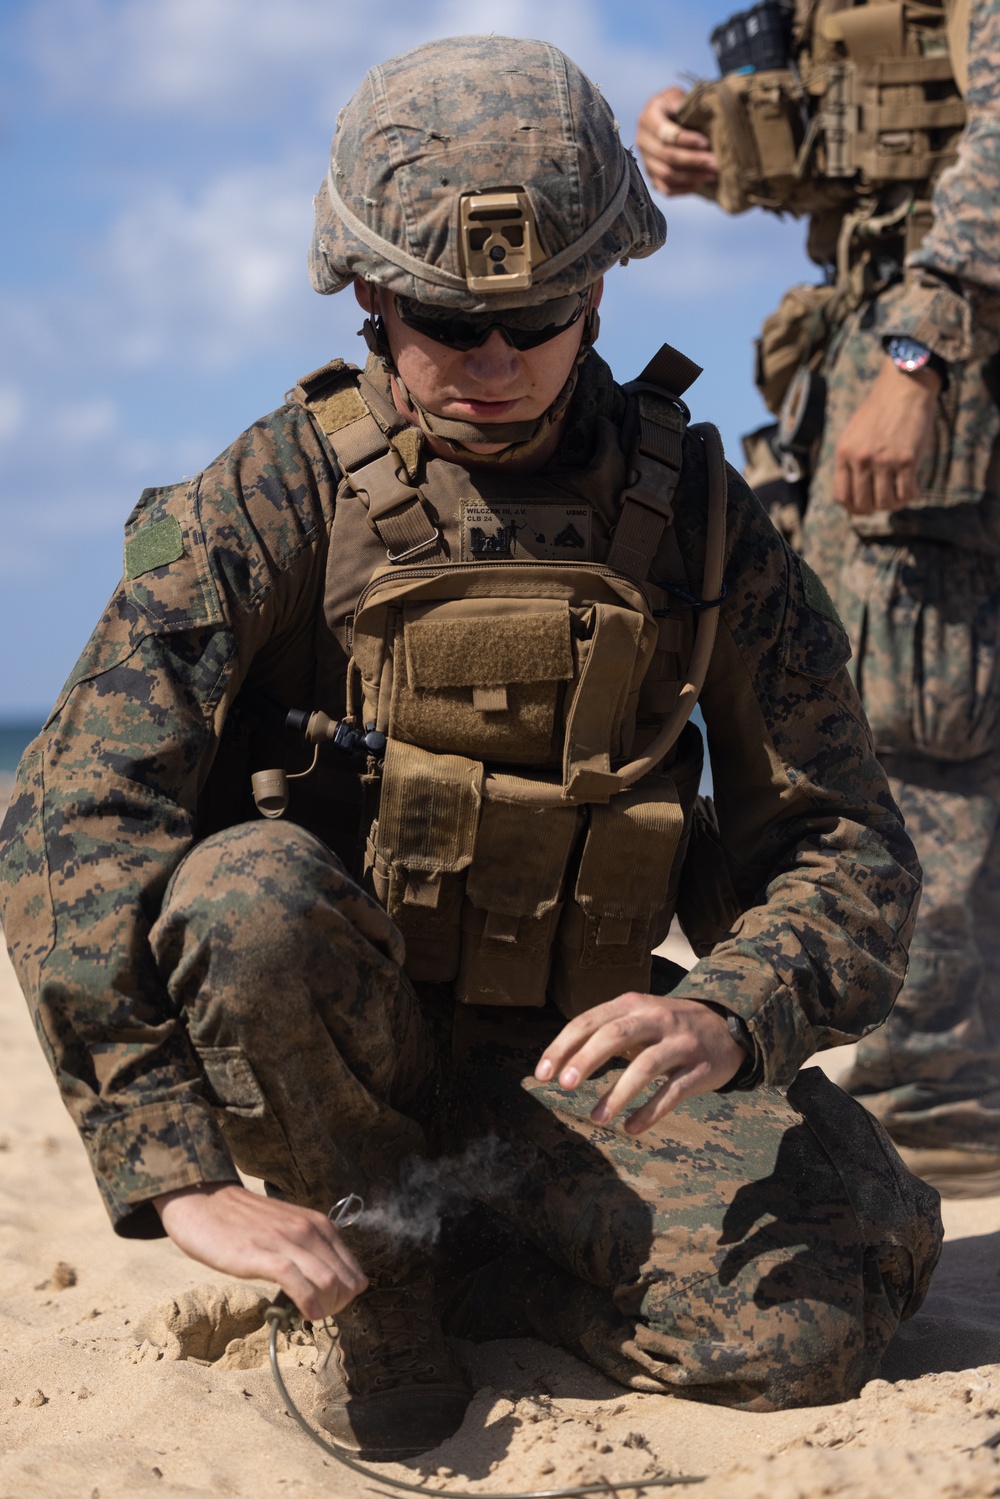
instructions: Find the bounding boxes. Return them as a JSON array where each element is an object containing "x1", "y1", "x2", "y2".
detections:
[
  {"x1": 833, "y1": 357, "x2": 941, "y2": 515},
  {"x1": 534, "y1": 992, "x2": 746, "y2": 1135}
]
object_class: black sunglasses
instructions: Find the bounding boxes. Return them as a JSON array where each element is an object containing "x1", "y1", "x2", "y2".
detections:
[{"x1": 393, "y1": 291, "x2": 588, "y2": 352}]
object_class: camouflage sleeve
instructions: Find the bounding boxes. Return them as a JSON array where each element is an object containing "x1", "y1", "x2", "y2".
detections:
[
  {"x1": 0, "y1": 403, "x2": 337, "y2": 1236},
  {"x1": 668, "y1": 440, "x2": 921, "y2": 1086},
  {"x1": 885, "y1": 0, "x2": 1000, "y2": 362}
]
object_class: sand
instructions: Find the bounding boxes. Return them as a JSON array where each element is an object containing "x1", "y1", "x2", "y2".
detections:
[{"x1": 3, "y1": 770, "x2": 1000, "y2": 1498}]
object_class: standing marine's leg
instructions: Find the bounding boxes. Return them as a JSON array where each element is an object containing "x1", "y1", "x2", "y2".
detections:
[
  {"x1": 802, "y1": 293, "x2": 1000, "y2": 1193},
  {"x1": 841, "y1": 755, "x2": 1000, "y2": 1190}
]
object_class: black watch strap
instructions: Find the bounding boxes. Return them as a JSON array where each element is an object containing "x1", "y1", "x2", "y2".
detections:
[{"x1": 700, "y1": 1004, "x2": 764, "y2": 1092}]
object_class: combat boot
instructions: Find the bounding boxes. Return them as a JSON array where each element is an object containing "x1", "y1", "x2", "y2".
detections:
[
  {"x1": 442, "y1": 1246, "x2": 647, "y2": 1390},
  {"x1": 312, "y1": 1253, "x2": 470, "y2": 1460}
]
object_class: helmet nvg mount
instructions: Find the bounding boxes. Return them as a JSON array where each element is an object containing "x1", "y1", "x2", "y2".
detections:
[
  {"x1": 459, "y1": 190, "x2": 540, "y2": 293},
  {"x1": 309, "y1": 34, "x2": 667, "y2": 455}
]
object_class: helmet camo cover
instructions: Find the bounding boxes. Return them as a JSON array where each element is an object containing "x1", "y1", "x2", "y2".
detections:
[{"x1": 309, "y1": 34, "x2": 666, "y2": 312}]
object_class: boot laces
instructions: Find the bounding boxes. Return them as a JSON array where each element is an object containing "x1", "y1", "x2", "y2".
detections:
[{"x1": 355, "y1": 1274, "x2": 442, "y2": 1390}]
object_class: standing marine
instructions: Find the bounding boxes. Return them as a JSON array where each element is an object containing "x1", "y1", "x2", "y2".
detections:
[
  {"x1": 638, "y1": 0, "x2": 1000, "y2": 1197},
  {"x1": 1, "y1": 34, "x2": 939, "y2": 1462}
]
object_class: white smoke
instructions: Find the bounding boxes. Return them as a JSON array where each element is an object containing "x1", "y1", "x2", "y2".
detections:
[{"x1": 355, "y1": 1136, "x2": 522, "y2": 1248}]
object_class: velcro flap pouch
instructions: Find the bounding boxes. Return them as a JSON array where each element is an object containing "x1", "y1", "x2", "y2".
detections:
[
  {"x1": 456, "y1": 796, "x2": 581, "y2": 1007},
  {"x1": 391, "y1": 599, "x2": 573, "y2": 763},
  {"x1": 373, "y1": 738, "x2": 483, "y2": 982},
  {"x1": 552, "y1": 779, "x2": 685, "y2": 1019}
]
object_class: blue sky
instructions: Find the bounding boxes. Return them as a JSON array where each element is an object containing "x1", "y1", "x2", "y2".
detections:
[{"x1": 0, "y1": 0, "x2": 815, "y2": 717}]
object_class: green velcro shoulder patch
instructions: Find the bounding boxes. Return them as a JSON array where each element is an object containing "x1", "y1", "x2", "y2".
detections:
[
  {"x1": 798, "y1": 557, "x2": 842, "y2": 626},
  {"x1": 125, "y1": 515, "x2": 184, "y2": 580}
]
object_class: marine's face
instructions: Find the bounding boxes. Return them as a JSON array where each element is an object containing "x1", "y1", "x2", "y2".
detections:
[{"x1": 353, "y1": 279, "x2": 602, "y2": 457}]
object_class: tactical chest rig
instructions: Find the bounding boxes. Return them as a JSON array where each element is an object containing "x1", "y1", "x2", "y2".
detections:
[
  {"x1": 287, "y1": 351, "x2": 726, "y2": 1018},
  {"x1": 679, "y1": 0, "x2": 966, "y2": 281}
]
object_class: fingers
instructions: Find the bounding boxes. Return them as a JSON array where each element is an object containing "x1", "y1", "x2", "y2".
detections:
[
  {"x1": 833, "y1": 448, "x2": 867, "y2": 514},
  {"x1": 254, "y1": 1210, "x2": 368, "y2": 1321},
  {"x1": 266, "y1": 1228, "x2": 366, "y2": 1321},
  {"x1": 155, "y1": 1183, "x2": 369, "y2": 1322},
  {"x1": 636, "y1": 88, "x2": 716, "y2": 195},
  {"x1": 551, "y1": 1011, "x2": 662, "y2": 1097},
  {"x1": 590, "y1": 1047, "x2": 691, "y2": 1126},
  {"x1": 890, "y1": 457, "x2": 921, "y2": 510},
  {"x1": 621, "y1": 1070, "x2": 707, "y2": 1135},
  {"x1": 833, "y1": 359, "x2": 939, "y2": 514},
  {"x1": 535, "y1": 997, "x2": 627, "y2": 1084},
  {"x1": 535, "y1": 994, "x2": 745, "y2": 1132}
]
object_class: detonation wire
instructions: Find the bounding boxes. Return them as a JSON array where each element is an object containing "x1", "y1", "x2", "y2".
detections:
[{"x1": 266, "y1": 1196, "x2": 706, "y2": 1498}]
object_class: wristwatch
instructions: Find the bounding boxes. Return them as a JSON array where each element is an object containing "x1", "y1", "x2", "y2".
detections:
[
  {"x1": 701, "y1": 1004, "x2": 764, "y2": 1092},
  {"x1": 884, "y1": 335, "x2": 949, "y2": 387}
]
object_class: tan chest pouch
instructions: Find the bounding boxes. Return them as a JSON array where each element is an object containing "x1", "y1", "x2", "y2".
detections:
[
  {"x1": 367, "y1": 739, "x2": 696, "y2": 1017},
  {"x1": 352, "y1": 562, "x2": 693, "y2": 1013},
  {"x1": 353, "y1": 563, "x2": 660, "y2": 801},
  {"x1": 679, "y1": 1, "x2": 964, "y2": 220}
]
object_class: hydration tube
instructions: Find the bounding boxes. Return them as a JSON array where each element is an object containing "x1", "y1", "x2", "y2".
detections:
[{"x1": 264, "y1": 1197, "x2": 706, "y2": 1497}]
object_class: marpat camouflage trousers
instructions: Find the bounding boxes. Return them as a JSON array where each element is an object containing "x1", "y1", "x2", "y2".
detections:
[
  {"x1": 150, "y1": 820, "x2": 941, "y2": 1412},
  {"x1": 805, "y1": 294, "x2": 1000, "y2": 1151}
]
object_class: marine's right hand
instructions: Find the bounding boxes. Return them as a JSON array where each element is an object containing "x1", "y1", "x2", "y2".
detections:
[
  {"x1": 635, "y1": 87, "x2": 718, "y2": 196},
  {"x1": 153, "y1": 1181, "x2": 368, "y2": 1321}
]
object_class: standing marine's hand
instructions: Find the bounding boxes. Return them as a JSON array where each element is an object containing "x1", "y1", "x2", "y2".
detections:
[
  {"x1": 153, "y1": 1181, "x2": 368, "y2": 1322},
  {"x1": 534, "y1": 992, "x2": 745, "y2": 1135},
  {"x1": 834, "y1": 357, "x2": 941, "y2": 515},
  {"x1": 636, "y1": 87, "x2": 718, "y2": 196}
]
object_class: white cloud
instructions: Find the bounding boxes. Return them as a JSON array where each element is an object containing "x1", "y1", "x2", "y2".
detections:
[
  {"x1": 99, "y1": 165, "x2": 314, "y2": 365},
  {"x1": 0, "y1": 386, "x2": 26, "y2": 445},
  {"x1": 53, "y1": 398, "x2": 118, "y2": 443},
  {"x1": 23, "y1": 0, "x2": 372, "y2": 118},
  {"x1": 21, "y1": 0, "x2": 706, "y2": 130}
]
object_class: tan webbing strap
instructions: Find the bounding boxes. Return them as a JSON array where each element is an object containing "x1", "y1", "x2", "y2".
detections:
[
  {"x1": 306, "y1": 391, "x2": 443, "y2": 563},
  {"x1": 606, "y1": 389, "x2": 688, "y2": 581},
  {"x1": 563, "y1": 604, "x2": 647, "y2": 800},
  {"x1": 605, "y1": 343, "x2": 701, "y2": 583},
  {"x1": 333, "y1": 412, "x2": 388, "y2": 471},
  {"x1": 947, "y1": 0, "x2": 970, "y2": 95}
]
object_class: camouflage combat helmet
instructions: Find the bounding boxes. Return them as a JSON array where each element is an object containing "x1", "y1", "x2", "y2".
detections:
[{"x1": 309, "y1": 34, "x2": 666, "y2": 312}]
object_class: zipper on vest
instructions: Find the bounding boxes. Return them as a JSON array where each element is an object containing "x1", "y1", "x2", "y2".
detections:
[{"x1": 352, "y1": 559, "x2": 656, "y2": 617}]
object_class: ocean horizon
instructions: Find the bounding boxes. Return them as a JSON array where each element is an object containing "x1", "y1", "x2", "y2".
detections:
[{"x1": 0, "y1": 720, "x2": 43, "y2": 774}]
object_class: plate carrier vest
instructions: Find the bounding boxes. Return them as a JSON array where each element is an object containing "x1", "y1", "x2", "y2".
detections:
[{"x1": 273, "y1": 349, "x2": 727, "y2": 1018}]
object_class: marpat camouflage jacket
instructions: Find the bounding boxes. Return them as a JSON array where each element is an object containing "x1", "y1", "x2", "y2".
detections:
[{"x1": 0, "y1": 352, "x2": 920, "y2": 1235}]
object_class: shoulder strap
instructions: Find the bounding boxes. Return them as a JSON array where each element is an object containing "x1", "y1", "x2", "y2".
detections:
[
  {"x1": 605, "y1": 342, "x2": 701, "y2": 582},
  {"x1": 290, "y1": 360, "x2": 443, "y2": 564},
  {"x1": 946, "y1": 0, "x2": 970, "y2": 94}
]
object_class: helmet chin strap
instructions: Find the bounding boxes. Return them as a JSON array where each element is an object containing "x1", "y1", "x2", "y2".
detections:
[{"x1": 360, "y1": 306, "x2": 600, "y2": 466}]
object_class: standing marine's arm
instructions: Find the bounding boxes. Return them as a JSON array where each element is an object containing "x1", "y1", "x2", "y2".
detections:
[
  {"x1": 0, "y1": 403, "x2": 337, "y2": 1237},
  {"x1": 668, "y1": 438, "x2": 921, "y2": 1085},
  {"x1": 883, "y1": 0, "x2": 1000, "y2": 363}
]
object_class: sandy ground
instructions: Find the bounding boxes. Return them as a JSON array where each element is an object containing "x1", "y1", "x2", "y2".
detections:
[{"x1": 3, "y1": 769, "x2": 1000, "y2": 1498}]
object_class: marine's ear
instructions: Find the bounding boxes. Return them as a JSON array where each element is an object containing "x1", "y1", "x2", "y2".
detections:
[{"x1": 353, "y1": 278, "x2": 378, "y2": 315}]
